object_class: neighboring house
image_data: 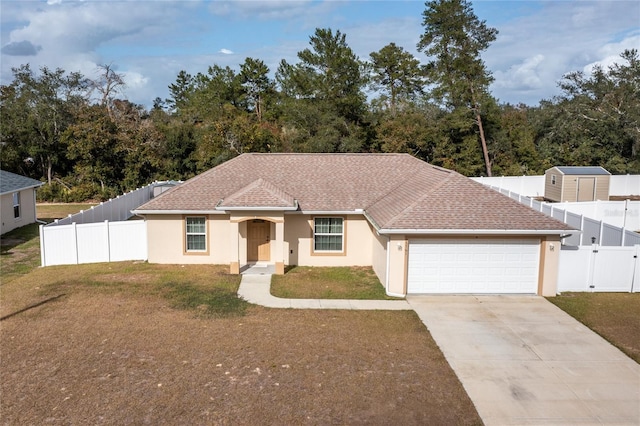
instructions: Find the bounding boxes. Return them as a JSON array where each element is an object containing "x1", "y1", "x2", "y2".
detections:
[
  {"x1": 545, "y1": 166, "x2": 611, "y2": 202},
  {"x1": 133, "y1": 153, "x2": 575, "y2": 297},
  {"x1": 1, "y1": 170, "x2": 44, "y2": 235}
]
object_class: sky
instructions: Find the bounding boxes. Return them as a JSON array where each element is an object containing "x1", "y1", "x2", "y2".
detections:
[{"x1": 1, "y1": 0, "x2": 638, "y2": 108}]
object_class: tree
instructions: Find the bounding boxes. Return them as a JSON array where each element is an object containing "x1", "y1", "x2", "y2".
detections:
[
  {"x1": 90, "y1": 63, "x2": 125, "y2": 118},
  {"x1": 0, "y1": 65, "x2": 90, "y2": 183},
  {"x1": 167, "y1": 70, "x2": 194, "y2": 113},
  {"x1": 531, "y1": 49, "x2": 640, "y2": 174},
  {"x1": 240, "y1": 57, "x2": 274, "y2": 122},
  {"x1": 418, "y1": 0, "x2": 498, "y2": 176},
  {"x1": 369, "y1": 43, "x2": 426, "y2": 115},
  {"x1": 277, "y1": 28, "x2": 367, "y2": 123}
]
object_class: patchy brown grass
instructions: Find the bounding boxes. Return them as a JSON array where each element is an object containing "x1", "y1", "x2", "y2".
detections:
[
  {"x1": 548, "y1": 292, "x2": 640, "y2": 363},
  {"x1": 37, "y1": 203, "x2": 97, "y2": 222},
  {"x1": 1, "y1": 258, "x2": 481, "y2": 424},
  {"x1": 271, "y1": 266, "x2": 399, "y2": 300}
]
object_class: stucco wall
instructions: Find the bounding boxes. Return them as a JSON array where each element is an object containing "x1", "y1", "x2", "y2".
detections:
[
  {"x1": 284, "y1": 214, "x2": 374, "y2": 267},
  {"x1": 386, "y1": 235, "x2": 409, "y2": 296},
  {"x1": 1, "y1": 189, "x2": 37, "y2": 235},
  {"x1": 539, "y1": 236, "x2": 561, "y2": 296},
  {"x1": 371, "y1": 230, "x2": 388, "y2": 291},
  {"x1": 146, "y1": 214, "x2": 232, "y2": 264}
]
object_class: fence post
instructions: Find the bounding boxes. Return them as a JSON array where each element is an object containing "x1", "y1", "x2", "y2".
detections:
[
  {"x1": 105, "y1": 220, "x2": 111, "y2": 262},
  {"x1": 73, "y1": 222, "x2": 79, "y2": 264},
  {"x1": 39, "y1": 224, "x2": 46, "y2": 267},
  {"x1": 587, "y1": 242, "x2": 598, "y2": 291},
  {"x1": 599, "y1": 220, "x2": 604, "y2": 247}
]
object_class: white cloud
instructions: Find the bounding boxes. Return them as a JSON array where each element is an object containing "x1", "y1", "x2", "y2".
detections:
[
  {"x1": 494, "y1": 54, "x2": 545, "y2": 91},
  {"x1": 483, "y1": 1, "x2": 639, "y2": 104},
  {"x1": 582, "y1": 32, "x2": 640, "y2": 74},
  {"x1": 219, "y1": 48, "x2": 234, "y2": 55}
]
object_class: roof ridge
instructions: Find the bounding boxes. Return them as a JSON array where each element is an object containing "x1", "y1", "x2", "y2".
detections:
[{"x1": 219, "y1": 176, "x2": 296, "y2": 208}]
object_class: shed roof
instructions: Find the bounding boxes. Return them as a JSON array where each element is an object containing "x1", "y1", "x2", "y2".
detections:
[
  {"x1": 550, "y1": 166, "x2": 610, "y2": 176},
  {"x1": 136, "y1": 153, "x2": 573, "y2": 233},
  {"x1": 0, "y1": 170, "x2": 43, "y2": 195}
]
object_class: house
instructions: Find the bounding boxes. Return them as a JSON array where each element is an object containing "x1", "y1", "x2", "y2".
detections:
[
  {"x1": 1, "y1": 170, "x2": 44, "y2": 235},
  {"x1": 545, "y1": 166, "x2": 611, "y2": 202},
  {"x1": 133, "y1": 153, "x2": 575, "y2": 297}
]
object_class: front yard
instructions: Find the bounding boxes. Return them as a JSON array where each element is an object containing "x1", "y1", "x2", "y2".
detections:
[
  {"x1": 2, "y1": 210, "x2": 638, "y2": 424},
  {"x1": 0, "y1": 226, "x2": 481, "y2": 425}
]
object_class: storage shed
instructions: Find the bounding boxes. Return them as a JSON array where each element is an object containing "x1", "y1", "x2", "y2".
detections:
[{"x1": 544, "y1": 166, "x2": 610, "y2": 202}]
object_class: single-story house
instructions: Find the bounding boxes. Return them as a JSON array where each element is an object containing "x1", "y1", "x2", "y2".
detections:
[
  {"x1": 545, "y1": 166, "x2": 611, "y2": 202},
  {"x1": 1, "y1": 170, "x2": 43, "y2": 235},
  {"x1": 133, "y1": 153, "x2": 575, "y2": 297}
]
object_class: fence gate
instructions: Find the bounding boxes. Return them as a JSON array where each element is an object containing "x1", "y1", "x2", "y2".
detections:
[{"x1": 589, "y1": 245, "x2": 639, "y2": 292}]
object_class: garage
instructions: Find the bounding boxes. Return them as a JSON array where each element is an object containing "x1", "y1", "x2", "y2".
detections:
[{"x1": 407, "y1": 238, "x2": 540, "y2": 294}]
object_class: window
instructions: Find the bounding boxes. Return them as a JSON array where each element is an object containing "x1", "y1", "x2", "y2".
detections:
[
  {"x1": 12, "y1": 192, "x2": 20, "y2": 219},
  {"x1": 185, "y1": 217, "x2": 206, "y2": 252},
  {"x1": 314, "y1": 217, "x2": 343, "y2": 252},
  {"x1": 551, "y1": 175, "x2": 556, "y2": 185}
]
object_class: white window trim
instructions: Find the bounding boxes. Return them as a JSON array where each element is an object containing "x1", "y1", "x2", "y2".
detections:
[
  {"x1": 13, "y1": 192, "x2": 20, "y2": 219},
  {"x1": 313, "y1": 217, "x2": 344, "y2": 253},
  {"x1": 551, "y1": 174, "x2": 556, "y2": 185},
  {"x1": 185, "y1": 216, "x2": 207, "y2": 253}
]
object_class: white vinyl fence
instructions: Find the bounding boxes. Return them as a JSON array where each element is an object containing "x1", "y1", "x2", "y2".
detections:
[
  {"x1": 40, "y1": 181, "x2": 180, "y2": 267},
  {"x1": 40, "y1": 220, "x2": 147, "y2": 266},
  {"x1": 558, "y1": 245, "x2": 640, "y2": 293},
  {"x1": 472, "y1": 174, "x2": 640, "y2": 197},
  {"x1": 50, "y1": 181, "x2": 179, "y2": 226},
  {"x1": 494, "y1": 188, "x2": 640, "y2": 246}
]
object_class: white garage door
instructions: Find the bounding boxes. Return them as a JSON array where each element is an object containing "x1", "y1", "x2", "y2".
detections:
[{"x1": 407, "y1": 238, "x2": 540, "y2": 294}]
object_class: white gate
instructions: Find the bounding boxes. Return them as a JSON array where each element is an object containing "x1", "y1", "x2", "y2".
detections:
[{"x1": 558, "y1": 245, "x2": 640, "y2": 293}]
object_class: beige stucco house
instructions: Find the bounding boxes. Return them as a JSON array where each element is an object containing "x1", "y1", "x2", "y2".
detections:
[
  {"x1": 1, "y1": 170, "x2": 43, "y2": 235},
  {"x1": 134, "y1": 154, "x2": 575, "y2": 297}
]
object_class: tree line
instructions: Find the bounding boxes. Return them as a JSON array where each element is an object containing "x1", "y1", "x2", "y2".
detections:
[{"x1": 1, "y1": 0, "x2": 638, "y2": 202}]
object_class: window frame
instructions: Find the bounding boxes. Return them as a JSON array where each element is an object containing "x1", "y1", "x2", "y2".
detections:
[
  {"x1": 184, "y1": 216, "x2": 208, "y2": 254},
  {"x1": 12, "y1": 192, "x2": 20, "y2": 219},
  {"x1": 312, "y1": 216, "x2": 345, "y2": 254},
  {"x1": 551, "y1": 174, "x2": 556, "y2": 185}
]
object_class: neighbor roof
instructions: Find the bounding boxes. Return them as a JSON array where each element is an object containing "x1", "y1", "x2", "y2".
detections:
[
  {"x1": 136, "y1": 153, "x2": 572, "y2": 233},
  {"x1": 551, "y1": 166, "x2": 610, "y2": 175},
  {"x1": 0, "y1": 170, "x2": 43, "y2": 195}
]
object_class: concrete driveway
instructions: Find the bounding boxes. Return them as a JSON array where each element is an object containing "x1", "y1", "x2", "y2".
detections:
[{"x1": 407, "y1": 295, "x2": 640, "y2": 425}]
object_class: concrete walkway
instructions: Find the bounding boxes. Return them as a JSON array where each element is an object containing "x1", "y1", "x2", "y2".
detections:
[
  {"x1": 238, "y1": 274, "x2": 411, "y2": 310},
  {"x1": 238, "y1": 274, "x2": 640, "y2": 424},
  {"x1": 407, "y1": 295, "x2": 640, "y2": 425}
]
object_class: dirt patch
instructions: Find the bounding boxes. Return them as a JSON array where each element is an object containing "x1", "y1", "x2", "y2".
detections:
[{"x1": 1, "y1": 290, "x2": 480, "y2": 425}]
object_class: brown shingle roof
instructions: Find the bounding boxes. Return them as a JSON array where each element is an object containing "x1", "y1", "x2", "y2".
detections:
[
  {"x1": 136, "y1": 153, "x2": 572, "y2": 232},
  {"x1": 218, "y1": 178, "x2": 296, "y2": 209}
]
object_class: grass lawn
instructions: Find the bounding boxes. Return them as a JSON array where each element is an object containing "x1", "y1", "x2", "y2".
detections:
[
  {"x1": 37, "y1": 202, "x2": 97, "y2": 222},
  {"x1": 548, "y1": 293, "x2": 640, "y2": 363},
  {"x1": 271, "y1": 266, "x2": 400, "y2": 299},
  {"x1": 1, "y1": 224, "x2": 42, "y2": 282},
  {"x1": 0, "y1": 226, "x2": 481, "y2": 424}
]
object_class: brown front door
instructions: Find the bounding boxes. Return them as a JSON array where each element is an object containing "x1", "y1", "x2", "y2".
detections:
[{"x1": 247, "y1": 220, "x2": 271, "y2": 262}]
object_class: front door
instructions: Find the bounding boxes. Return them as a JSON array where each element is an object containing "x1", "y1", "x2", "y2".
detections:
[{"x1": 247, "y1": 220, "x2": 271, "y2": 262}]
